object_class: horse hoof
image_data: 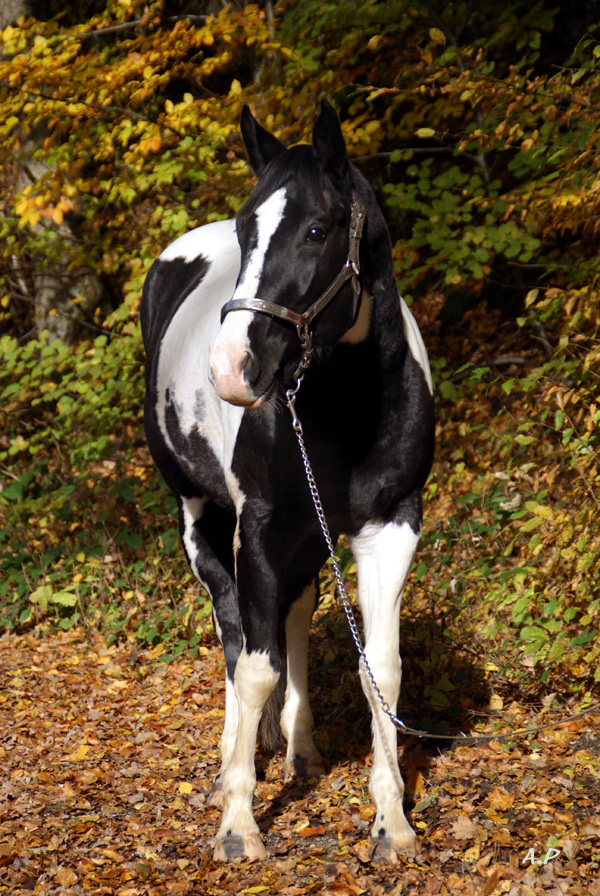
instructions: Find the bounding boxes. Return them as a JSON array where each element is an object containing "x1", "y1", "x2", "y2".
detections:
[
  {"x1": 282, "y1": 754, "x2": 325, "y2": 782},
  {"x1": 370, "y1": 831, "x2": 418, "y2": 864},
  {"x1": 213, "y1": 832, "x2": 268, "y2": 862}
]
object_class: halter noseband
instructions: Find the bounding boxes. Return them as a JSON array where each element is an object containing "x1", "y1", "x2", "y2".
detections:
[{"x1": 220, "y1": 197, "x2": 367, "y2": 333}]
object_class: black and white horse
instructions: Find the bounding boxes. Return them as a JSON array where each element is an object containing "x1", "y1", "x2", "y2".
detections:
[{"x1": 141, "y1": 101, "x2": 435, "y2": 862}]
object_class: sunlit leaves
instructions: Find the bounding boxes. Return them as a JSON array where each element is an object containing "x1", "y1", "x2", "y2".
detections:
[{"x1": 1, "y1": 2, "x2": 600, "y2": 697}]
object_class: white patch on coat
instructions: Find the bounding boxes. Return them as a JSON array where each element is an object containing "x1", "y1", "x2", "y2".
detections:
[
  {"x1": 180, "y1": 495, "x2": 207, "y2": 580},
  {"x1": 216, "y1": 649, "x2": 279, "y2": 844},
  {"x1": 350, "y1": 519, "x2": 420, "y2": 850},
  {"x1": 155, "y1": 218, "x2": 246, "y2": 514},
  {"x1": 280, "y1": 583, "x2": 320, "y2": 766},
  {"x1": 233, "y1": 647, "x2": 279, "y2": 711},
  {"x1": 159, "y1": 217, "x2": 235, "y2": 263},
  {"x1": 400, "y1": 297, "x2": 433, "y2": 394},
  {"x1": 219, "y1": 674, "x2": 239, "y2": 771}
]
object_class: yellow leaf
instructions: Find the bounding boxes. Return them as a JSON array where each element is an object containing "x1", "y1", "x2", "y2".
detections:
[
  {"x1": 230, "y1": 78, "x2": 242, "y2": 96},
  {"x1": 241, "y1": 888, "x2": 269, "y2": 894},
  {"x1": 179, "y1": 781, "x2": 193, "y2": 794},
  {"x1": 66, "y1": 743, "x2": 90, "y2": 762},
  {"x1": 525, "y1": 288, "x2": 539, "y2": 307},
  {"x1": 463, "y1": 844, "x2": 480, "y2": 863},
  {"x1": 429, "y1": 27, "x2": 446, "y2": 45},
  {"x1": 201, "y1": 27, "x2": 214, "y2": 46},
  {"x1": 489, "y1": 693, "x2": 503, "y2": 711},
  {"x1": 532, "y1": 504, "x2": 553, "y2": 521}
]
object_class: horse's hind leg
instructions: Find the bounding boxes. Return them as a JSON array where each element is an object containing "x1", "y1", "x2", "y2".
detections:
[
  {"x1": 350, "y1": 516, "x2": 420, "y2": 862},
  {"x1": 281, "y1": 579, "x2": 326, "y2": 781}
]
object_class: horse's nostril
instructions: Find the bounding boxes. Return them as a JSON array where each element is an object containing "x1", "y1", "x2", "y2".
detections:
[{"x1": 242, "y1": 350, "x2": 261, "y2": 388}]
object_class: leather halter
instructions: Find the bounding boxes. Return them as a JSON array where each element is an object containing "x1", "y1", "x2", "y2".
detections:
[{"x1": 220, "y1": 197, "x2": 367, "y2": 332}]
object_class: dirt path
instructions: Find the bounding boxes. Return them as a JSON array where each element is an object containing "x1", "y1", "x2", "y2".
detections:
[{"x1": 1, "y1": 630, "x2": 599, "y2": 895}]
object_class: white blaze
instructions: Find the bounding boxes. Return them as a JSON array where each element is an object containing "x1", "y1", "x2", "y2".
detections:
[
  {"x1": 210, "y1": 187, "x2": 288, "y2": 402},
  {"x1": 234, "y1": 186, "x2": 288, "y2": 298}
]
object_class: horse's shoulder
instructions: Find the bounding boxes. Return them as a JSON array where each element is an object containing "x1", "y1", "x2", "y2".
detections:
[{"x1": 142, "y1": 218, "x2": 239, "y2": 354}]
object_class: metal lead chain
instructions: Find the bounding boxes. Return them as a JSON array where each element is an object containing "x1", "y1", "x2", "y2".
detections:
[
  {"x1": 285, "y1": 326, "x2": 313, "y2": 435},
  {"x1": 291, "y1": 420, "x2": 413, "y2": 735},
  {"x1": 285, "y1": 348, "x2": 415, "y2": 736},
  {"x1": 284, "y1": 337, "x2": 600, "y2": 743}
]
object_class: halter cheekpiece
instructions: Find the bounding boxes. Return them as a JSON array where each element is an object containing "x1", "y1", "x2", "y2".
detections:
[{"x1": 220, "y1": 196, "x2": 366, "y2": 333}]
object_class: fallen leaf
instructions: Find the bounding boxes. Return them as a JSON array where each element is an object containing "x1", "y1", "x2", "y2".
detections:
[
  {"x1": 55, "y1": 867, "x2": 78, "y2": 886},
  {"x1": 102, "y1": 849, "x2": 125, "y2": 863},
  {"x1": 562, "y1": 838, "x2": 580, "y2": 859},
  {"x1": 463, "y1": 843, "x2": 480, "y2": 863},
  {"x1": 488, "y1": 788, "x2": 515, "y2": 811},
  {"x1": 451, "y1": 815, "x2": 478, "y2": 840},
  {"x1": 65, "y1": 743, "x2": 90, "y2": 762},
  {"x1": 482, "y1": 869, "x2": 501, "y2": 896},
  {"x1": 274, "y1": 857, "x2": 296, "y2": 872},
  {"x1": 297, "y1": 824, "x2": 325, "y2": 838}
]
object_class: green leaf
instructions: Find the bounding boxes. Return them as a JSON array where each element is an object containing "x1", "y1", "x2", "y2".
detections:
[
  {"x1": 50, "y1": 591, "x2": 78, "y2": 607},
  {"x1": 30, "y1": 585, "x2": 52, "y2": 611},
  {"x1": 520, "y1": 625, "x2": 550, "y2": 642}
]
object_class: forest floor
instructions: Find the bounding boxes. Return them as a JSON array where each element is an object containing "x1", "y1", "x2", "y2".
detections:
[{"x1": 1, "y1": 622, "x2": 599, "y2": 896}]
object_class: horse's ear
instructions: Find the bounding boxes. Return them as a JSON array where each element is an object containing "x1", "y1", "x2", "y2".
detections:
[
  {"x1": 312, "y1": 100, "x2": 349, "y2": 181},
  {"x1": 241, "y1": 105, "x2": 286, "y2": 175}
]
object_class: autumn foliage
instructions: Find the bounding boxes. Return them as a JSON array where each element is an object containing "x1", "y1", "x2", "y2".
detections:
[{"x1": 1, "y1": 0, "x2": 600, "y2": 889}]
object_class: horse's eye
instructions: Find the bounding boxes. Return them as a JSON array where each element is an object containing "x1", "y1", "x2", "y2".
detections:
[{"x1": 307, "y1": 226, "x2": 326, "y2": 243}]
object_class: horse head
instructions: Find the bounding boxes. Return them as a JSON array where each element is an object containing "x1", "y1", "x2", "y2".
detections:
[{"x1": 209, "y1": 101, "x2": 365, "y2": 408}]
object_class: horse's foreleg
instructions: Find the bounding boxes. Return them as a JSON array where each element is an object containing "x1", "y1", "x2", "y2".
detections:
[
  {"x1": 351, "y1": 518, "x2": 420, "y2": 863},
  {"x1": 178, "y1": 496, "x2": 242, "y2": 808},
  {"x1": 212, "y1": 514, "x2": 281, "y2": 862},
  {"x1": 213, "y1": 646, "x2": 279, "y2": 861}
]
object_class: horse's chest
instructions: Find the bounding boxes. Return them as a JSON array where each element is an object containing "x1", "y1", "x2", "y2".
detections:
[{"x1": 232, "y1": 375, "x2": 399, "y2": 535}]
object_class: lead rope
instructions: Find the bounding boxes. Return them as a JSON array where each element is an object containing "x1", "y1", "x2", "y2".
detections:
[
  {"x1": 285, "y1": 331, "x2": 600, "y2": 743},
  {"x1": 285, "y1": 328, "x2": 430, "y2": 738}
]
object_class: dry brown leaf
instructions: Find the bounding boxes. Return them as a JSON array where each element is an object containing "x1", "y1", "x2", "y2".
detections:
[
  {"x1": 451, "y1": 815, "x2": 478, "y2": 840},
  {"x1": 55, "y1": 866, "x2": 78, "y2": 886},
  {"x1": 487, "y1": 788, "x2": 515, "y2": 811}
]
